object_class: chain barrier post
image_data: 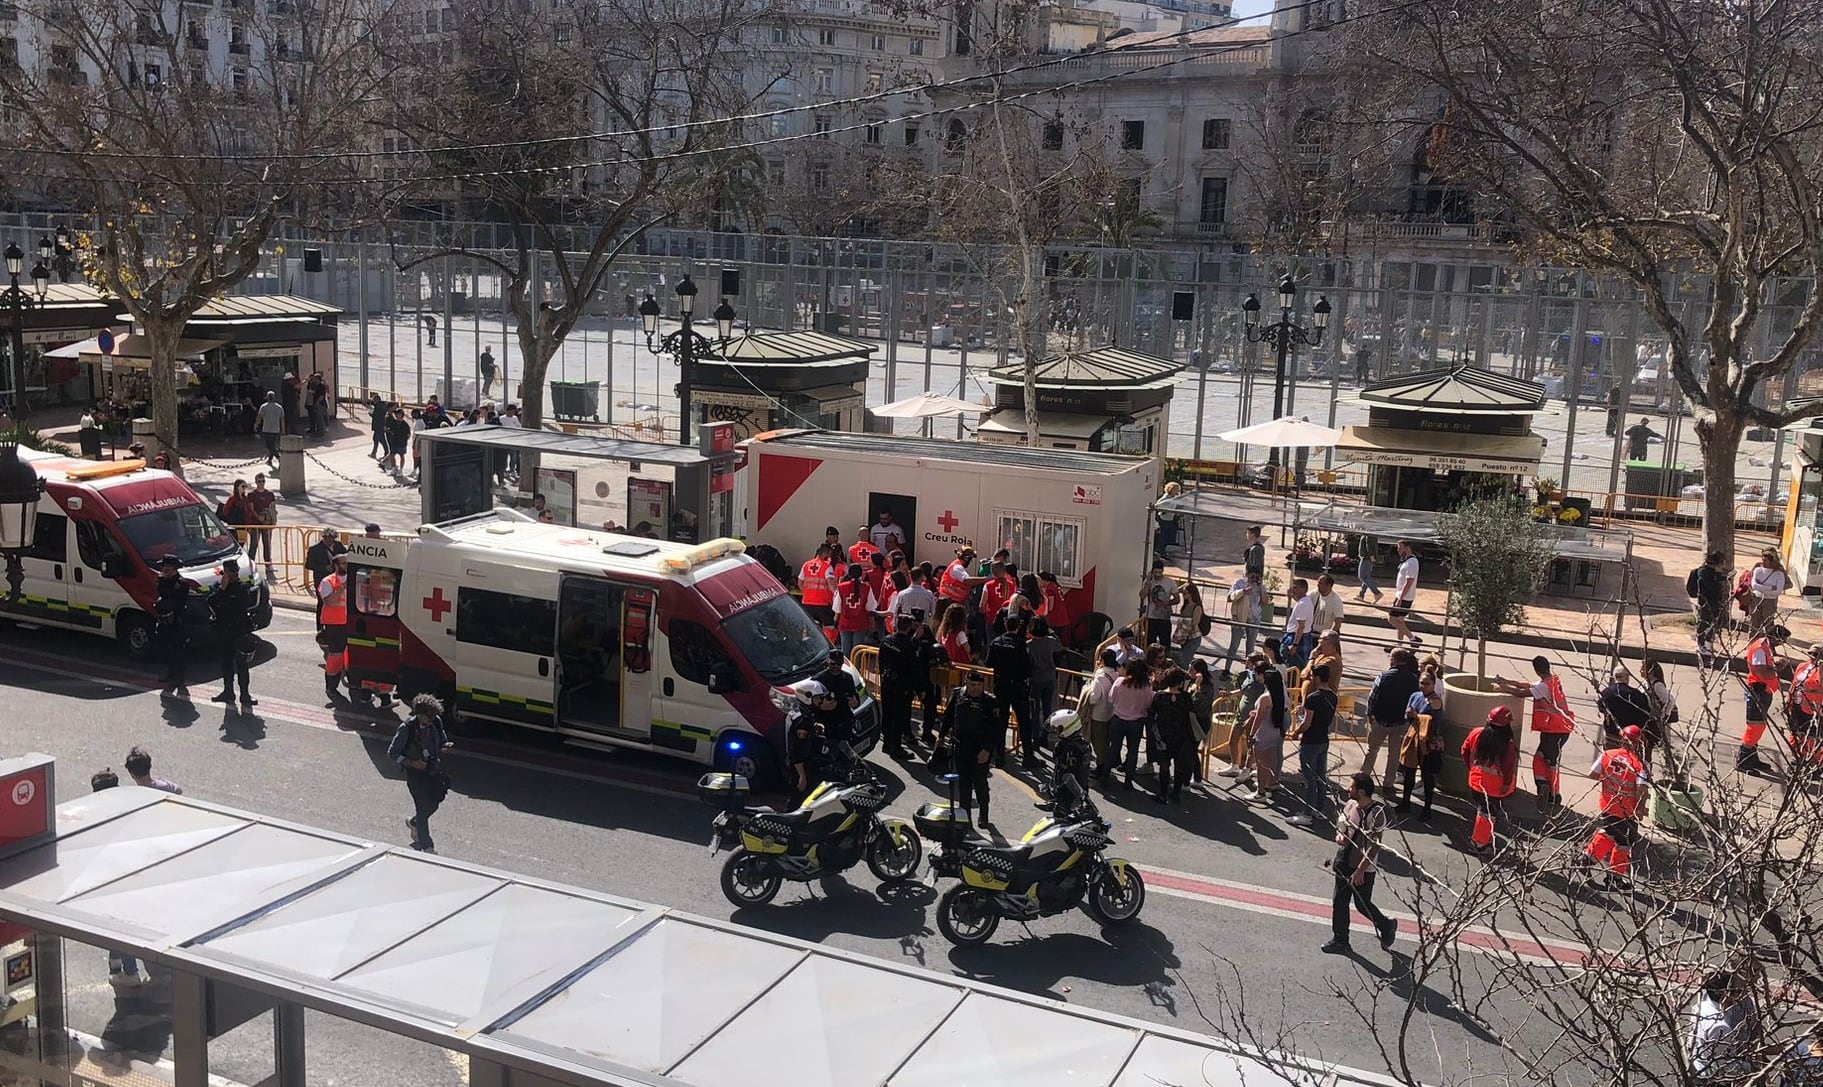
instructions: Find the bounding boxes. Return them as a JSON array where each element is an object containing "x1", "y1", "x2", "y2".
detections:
[{"x1": 278, "y1": 434, "x2": 306, "y2": 497}]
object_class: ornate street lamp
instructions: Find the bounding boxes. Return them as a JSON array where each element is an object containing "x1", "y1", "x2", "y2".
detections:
[
  {"x1": 1, "y1": 241, "x2": 50, "y2": 428},
  {"x1": 1241, "y1": 274, "x2": 1331, "y2": 467},
  {"x1": 639, "y1": 274, "x2": 737, "y2": 445},
  {"x1": 0, "y1": 436, "x2": 43, "y2": 607}
]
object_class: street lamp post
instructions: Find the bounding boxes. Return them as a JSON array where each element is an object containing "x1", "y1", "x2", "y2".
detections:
[
  {"x1": 1, "y1": 239, "x2": 52, "y2": 427},
  {"x1": 1241, "y1": 274, "x2": 1331, "y2": 466},
  {"x1": 639, "y1": 274, "x2": 737, "y2": 446},
  {"x1": 0, "y1": 434, "x2": 43, "y2": 608}
]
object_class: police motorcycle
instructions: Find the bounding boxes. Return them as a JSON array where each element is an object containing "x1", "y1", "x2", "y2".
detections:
[
  {"x1": 918, "y1": 768, "x2": 1145, "y2": 946},
  {"x1": 698, "y1": 685, "x2": 923, "y2": 908}
]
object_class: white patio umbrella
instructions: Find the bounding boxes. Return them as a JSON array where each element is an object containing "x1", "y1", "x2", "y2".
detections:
[
  {"x1": 870, "y1": 391, "x2": 989, "y2": 419},
  {"x1": 1217, "y1": 415, "x2": 1343, "y2": 447}
]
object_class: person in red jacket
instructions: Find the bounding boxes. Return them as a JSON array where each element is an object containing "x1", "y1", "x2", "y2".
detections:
[
  {"x1": 1461, "y1": 705, "x2": 1520, "y2": 855},
  {"x1": 1585, "y1": 725, "x2": 1648, "y2": 888},
  {"x1": 1495, "y1": 655, "x2": 1576, "y2": 814},
  {"x1": 798, "y1": 544, "x2": 837, "y2": 628},
  {"x1": 833, "y1": 563, "x2": 878, "y2": 658}
]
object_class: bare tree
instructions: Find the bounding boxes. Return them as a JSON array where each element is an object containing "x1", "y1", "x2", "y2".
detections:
[
  {"x1": 1345, "y1": 0, "x2": 1823, "y2": 562},
  {"x1": 382, "y1": 0, "x2": 755, "y2": 437},
  {"x1": 1, "y1": 0, "x2": 386, "y2": 466}
]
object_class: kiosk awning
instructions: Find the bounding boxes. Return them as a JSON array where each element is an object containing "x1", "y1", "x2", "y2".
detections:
[
  {"x1": 1335, "y1": 426, "x2": 1544, "y2": 473},
  {"x1": 978, "y1": 409, "x2": 1108, "y2": 441}
]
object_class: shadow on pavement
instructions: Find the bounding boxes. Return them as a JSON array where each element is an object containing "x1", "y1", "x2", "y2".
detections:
[{"x1": 945, "y1": 922, "x2": 1183, "y2": 1012}]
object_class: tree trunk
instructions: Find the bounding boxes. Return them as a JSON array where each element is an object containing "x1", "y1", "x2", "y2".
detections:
[
  {"x1": 1696, "y1": 408, "x2": 1745, "y2": 567},
  {"x1": 513, "y1": 323, "x2": 561, "y2": 487},
  {"x1": 1476, "y1": 636, "x2": 1487, "y2": 683},
  {"x1": 142, "y1": 318, "x2": 186, "y2": 477}
]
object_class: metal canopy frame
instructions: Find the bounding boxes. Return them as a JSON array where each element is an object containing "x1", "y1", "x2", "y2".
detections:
[
  {"x1": 0, "y1": 783, "x2": 1407, "y2": 1087},
  {"x1": 418, "y1": 426, "x2": 717, "y2": 466}
]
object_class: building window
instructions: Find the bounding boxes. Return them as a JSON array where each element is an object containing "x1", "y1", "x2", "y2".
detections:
[
  {"x1": 143, "y1": 61, "x2": 162, "y2": 88},
  {"x1": 870, "y1": 33, "x2": 885, "y2": 50},
  {"x1": 944, "y1": 118, "x2": 967, "y2": 153},
  {"x1": 904, "y1": 124, "x2": 920, "y2": 146},
  {"x1": 1201, "y1": 118, "x2": 1231, "y2": 150},
  {"x1": 817, "y1": 27, "x2": 835, "y2": 45},
  {"x1": 231, "y1": 65, "x2": 247, "y2": 94},
  {"x1": 1120, "y1": 120, "x2": 1144, "y2": 150},
  {"x1": 769, "y1": 112, "x2": 789, "y2": 138},
  {"x1": 865, "y1": 122, "x2": 882, "y2": 144},
  {"x1": 994, "y1": 509, "x2": 1084, "y2": 585},
  {"x1": 456, "y1": 588, "x2": 556, "y2": 657},
  {"x1": 229, "y1": 23, "x2": 248, "y2": 53},
  {"x1": 813, "y1": 115, "x2": 831, "y2": 139},
  {"x1": 812, "y1": 68, "x2": 833, "y2": 95},
  {"x1": 865, "y1": 70, "x2": 881, "y2": 93},
  {"x1": 0, "y1": 37, "x2": 19, "y2": 69},
  {"x1": 770, "y1": 25, "x2": 787, "y2": 43},
  {"x1": 767, "y1": 159, "x2": 785, "y2": 186},
  {"x1": 1042, "y1": 121, "x2": 1063, "y2": 151},
  {"x1": 908, "y1": 37, "x2": 923, "y2": 55},
  {"x1": 1199, "y1": 177, "x2": 1228, "y2": 224},
  {"x1": 812, "y1": 163, "x2": 830, "y2": 192}
]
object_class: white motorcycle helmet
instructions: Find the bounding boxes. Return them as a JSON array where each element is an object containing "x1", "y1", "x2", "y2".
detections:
[{"x1": 1048, "y1": 708, "x2": 1082, "y2": 741}]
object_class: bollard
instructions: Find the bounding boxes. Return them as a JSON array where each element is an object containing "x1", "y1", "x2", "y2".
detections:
[{"x1": 278, "y1": 434, "x2": 307, "y2": 497}]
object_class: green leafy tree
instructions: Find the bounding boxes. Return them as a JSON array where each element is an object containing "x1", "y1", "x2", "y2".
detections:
[{"x1": 1437, "y1": 497, "x2": 1552, "y2": 680}]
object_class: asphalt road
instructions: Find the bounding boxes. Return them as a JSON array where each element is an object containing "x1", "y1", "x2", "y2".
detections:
[{"x1": 0, "y1": 607, "x2": 1635, "y2": 1086}]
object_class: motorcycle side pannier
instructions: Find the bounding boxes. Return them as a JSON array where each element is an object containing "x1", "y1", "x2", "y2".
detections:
[
  {"x1": 914, "y1": 801, "x2": 975, "y2": 846},
  {"x1": 697, "y1": 772, "x2": 751, "y2": 808}
]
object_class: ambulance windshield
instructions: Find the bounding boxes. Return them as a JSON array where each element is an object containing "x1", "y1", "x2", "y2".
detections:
[
  {"x1": 118, "y1": 503, "x2": 239, "y2": 567},
  {"x1": 720, "y1": 595, "x2": 827, "y2": 684}
]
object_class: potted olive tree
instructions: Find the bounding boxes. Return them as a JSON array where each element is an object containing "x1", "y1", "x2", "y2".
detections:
[{"x1": 1435, "y1": 497, "x2": 1554, "y2": 793}]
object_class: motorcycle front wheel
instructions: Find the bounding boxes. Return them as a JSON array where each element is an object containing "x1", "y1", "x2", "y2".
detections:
[
  {"x1": 864, "y1": 825, "x2": 924, "y2": 883},
  {"x1": 719, "y1": 849, "x2": 783, "y2": 908},
  {"x1": 936, "y1": 885, "x2": 1000, "y2": 945},
  {"x1": 1085, "y1": 865, "x2": 1146, "y2": 926}
]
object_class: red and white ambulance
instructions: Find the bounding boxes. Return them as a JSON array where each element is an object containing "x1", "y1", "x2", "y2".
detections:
[
  {"x1": 340, "y1": 509, "x2": 875, "y2": 783},
  {"x1": 9, "y1": 450, "x2": 271, "y2": 653}
]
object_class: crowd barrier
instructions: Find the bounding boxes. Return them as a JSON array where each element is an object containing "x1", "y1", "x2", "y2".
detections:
[{"x1": 223, "y1": 523, "x2": 416, "y2": 597}]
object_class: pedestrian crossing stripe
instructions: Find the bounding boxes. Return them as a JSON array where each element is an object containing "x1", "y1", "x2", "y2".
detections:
[
  {"x1": 652, "y1": 719, "x2": 713, "y2": 744},
  {"x1": 346, "y1": 635, "x2": 401, "y2": 650},
  {"x1": 4, "y1": 596, "x2": 108, "y2": 629},
  {"x1": 456, "y1": 684, "x2": 554, "y2": 720}
]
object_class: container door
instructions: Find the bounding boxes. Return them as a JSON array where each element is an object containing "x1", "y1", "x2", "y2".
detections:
[
  {"x1": 449, "y1": 585, "x2": 558, "y2": 731},
  {"x1": 867, "y1": 492, "x2": 917, "y2": 562},
  {"x1": 555, "y1": 574, "x2": 639, "y2": 739}
]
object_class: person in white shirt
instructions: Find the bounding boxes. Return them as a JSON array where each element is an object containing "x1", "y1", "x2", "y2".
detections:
[
  {"x1": 1283, "y1": 578, "x2": 1317, "y2": 666},
  {"x1": 1686, "y1": 968, "x2": 1760, "y2": 1081},
  {"x1": 1311, "y1": 573, "x2": 1346, "y2": 633},
  {"x1": 868, "y1": 511, "x2": 909, "y2": 556},
  {"x1": 890, "y1": 573, "x2": 937, "y2": 627},
  {"x1": 1748, "y1": 549, "x2": 1787, "y2": 637},
  {"x1": 1387, "y1": 540, "x2": 1421, "y2": 648},
  {"x1": 1222, "y1": 572, "x2": 1264, "y2": 677}
]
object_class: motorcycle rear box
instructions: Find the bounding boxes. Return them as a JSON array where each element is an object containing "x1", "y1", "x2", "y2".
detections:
[
  {"x1": 697, "y1": 772, "x2": 751, "y2": 808},
  {"x1": 914, "y1": 801, "x2": 975, "y2": 846}
]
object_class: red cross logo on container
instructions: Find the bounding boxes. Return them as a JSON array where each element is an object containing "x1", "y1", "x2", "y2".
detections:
[{"x1": 924, "y1": 510, "x2": 972, "y2": 548}]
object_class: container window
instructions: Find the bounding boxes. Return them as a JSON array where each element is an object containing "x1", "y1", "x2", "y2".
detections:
[{"x1": 993, "y1": 509, "x2": 1084, "y2": 586}]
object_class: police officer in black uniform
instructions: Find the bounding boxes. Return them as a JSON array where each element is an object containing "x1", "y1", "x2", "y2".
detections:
[
  {"x1": 209, "y1": 559, "x2": 257, "y2": 710},
  {"x1": 154, "y1": 555, "x2": 190, "y2": 691},
  {"x1": 986, "y1": 616, "x2": 1031, "y2": 770},
  {"x1": 910, "y1": 609, "x2": 942, "y2": 744},
  {"x1": 812, "y1": 649, "x2": 859, "y2": 747},
  {"x1": 942, "y1": 671, "x2": 998, "y2": 826},
  {"x1": 877, "y1": 614, "x2": 920, "y2": 759}
]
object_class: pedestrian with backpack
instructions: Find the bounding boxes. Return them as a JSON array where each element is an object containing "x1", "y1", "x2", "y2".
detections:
[
  {"x1": 1688, "y1": 550, "x2": 1729, "y2": 667},
  {"x1": 389, "y1": 694, "x2": 454, "y2": 852}
]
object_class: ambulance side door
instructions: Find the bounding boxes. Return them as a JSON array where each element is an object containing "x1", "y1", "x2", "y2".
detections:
[
  {"x1": 15, "y1": 508, "x2": 72, "y2": 624},
  {"x1": 450, "y1": 585, "x2": 559, "y2": 731}
]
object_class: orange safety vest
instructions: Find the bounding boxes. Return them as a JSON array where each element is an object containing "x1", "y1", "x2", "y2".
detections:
[
  {"x1": 848, "y1": 541, "x2": 880, "y2": 568},
  {"x1": 980, "y1": 576, "x2": 1012, "y2": 616},
  {"x1": 939, "y1": 561, "x2": 972, "y2": 602},
  {"x1": 1796, "y1": 662, "x2": 1823, "y2": 715},
  {"x1": 1593, "y1": 747, "x2": 1646, "y2": 819},
  {"x1": 1461, "y1": 726, "x2": 1518, "y2": 798},
  {"x1": 836, "y1": 579, "x2": 873, "y2": 633},
  {"x1": 319, "y1": 572, "x2": 348, "y2": 628},
  {"x1": 799, "y1": 558, "x2": 833, "y2": 607},
  {"x1": 1746, "y1": 637, "x2": 1780, "y2": 692},
  {"x1": 1530, "y1": 673, "x2": 1574, "y2": 735}
]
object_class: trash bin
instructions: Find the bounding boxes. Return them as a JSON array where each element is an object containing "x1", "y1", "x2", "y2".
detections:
[{"x1": 550, "y1": 381, "x2": 600, "y2": 422}]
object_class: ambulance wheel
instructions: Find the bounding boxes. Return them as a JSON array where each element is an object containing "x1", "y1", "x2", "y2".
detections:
[
  {"x1": 118, "y1": 613, "x2": 156, "y2": 659},
  {"x1": 718, "y1": 736, "x2": 779, "y2": 792}
]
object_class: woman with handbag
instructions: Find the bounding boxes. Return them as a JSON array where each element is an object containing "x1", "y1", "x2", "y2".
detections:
[
  {"x1": 218, "y1": 479, "x2": 251, "y2": 549},
  {"x1": 1397, "y1": 672, "x2": 1445, "y2": 816},
  {"x1": 388, "y1": 694, "x2": 455, "y2": 853},
  {"x1": 1172, "y1": 583, "x2": 1207, "y2": 668}
]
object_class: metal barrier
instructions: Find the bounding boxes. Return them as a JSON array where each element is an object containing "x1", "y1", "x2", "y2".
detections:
[
  {"x1": 849, "y1": 645, "x2": 1092, "y2": 757},
  {"x1": 224, "y1": 524, "x2": 416, "y2": 597}
]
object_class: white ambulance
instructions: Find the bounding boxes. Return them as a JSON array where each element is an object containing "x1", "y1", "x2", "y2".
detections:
[
  {"x1": 7, "y1": 450, "x2": 271, "y2": 653},
  {"x1": 339, "y1": 509, "x2": 875, "y2": 784}
]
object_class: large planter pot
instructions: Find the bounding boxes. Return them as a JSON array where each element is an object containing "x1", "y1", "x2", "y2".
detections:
[
  {"x1": 1648, "y1": 783, "x2": 1705, "y2": 831},
  {"x1": 1439, "y1": 674, "x2": 1526, "y2": 797}
]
